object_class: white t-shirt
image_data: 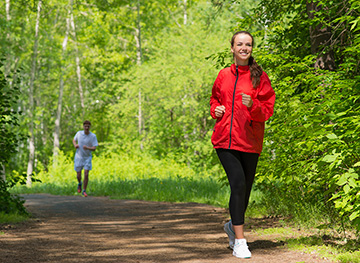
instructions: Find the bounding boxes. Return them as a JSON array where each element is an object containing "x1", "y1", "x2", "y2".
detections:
[{"x1": 74, "y1": 131, "x2": 98, "y2": 159}]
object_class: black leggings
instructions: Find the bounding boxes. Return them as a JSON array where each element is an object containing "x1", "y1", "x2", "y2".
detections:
[{"x1": 216, "y1": 148, "x2": 259, "y2": 225}]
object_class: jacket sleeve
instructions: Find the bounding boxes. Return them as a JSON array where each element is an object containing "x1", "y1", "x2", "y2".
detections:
[
  {"x1": 209, "y1": 72, "x2": 222, "y2": 119},
  {"x1": 248, "y1": 72, "x2": 275, "y2": 122}
]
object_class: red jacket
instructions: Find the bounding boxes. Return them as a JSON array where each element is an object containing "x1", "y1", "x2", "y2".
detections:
[{"x1": 210, "y1": 64, "x2": 275, "y2": 154}]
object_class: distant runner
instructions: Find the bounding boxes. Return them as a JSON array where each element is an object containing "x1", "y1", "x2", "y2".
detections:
[{"x1": 72, "y1": 120, "x2": 98, "y2": 197}]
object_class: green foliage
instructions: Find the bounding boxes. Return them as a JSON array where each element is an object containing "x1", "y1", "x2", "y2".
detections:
[
  {"x1": 243, "y1": 0, "x2": 360, "y2": 232},
  {"x1": 1, "y1": 0, "x2": 260, "y2": 173},
  {"x1": 105, "y1": 2, "x2": 246, "y2": 171},
  {"x1": 0, "y1": 60, "x2": 21, "y2": 165},
  {"x1": 0, "y1": 58, "x2": 29, "y2": 217},
  {"x1": 0, "y1": 177, "x2": 28, "y2": 216}
]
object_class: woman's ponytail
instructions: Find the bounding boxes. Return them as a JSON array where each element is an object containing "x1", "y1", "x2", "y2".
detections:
[{"x1": 249, "y1": 56, "x2": 263, "y2": 88}]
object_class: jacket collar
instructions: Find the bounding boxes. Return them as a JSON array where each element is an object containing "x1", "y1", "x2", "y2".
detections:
[{"x1": 230, "y1": 63, "x2": 249, "y2": 75}]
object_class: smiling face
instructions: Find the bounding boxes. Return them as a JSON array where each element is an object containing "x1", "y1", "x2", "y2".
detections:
[{"x1": 231, "y1": 33, "x2": 253, "y2": 66}]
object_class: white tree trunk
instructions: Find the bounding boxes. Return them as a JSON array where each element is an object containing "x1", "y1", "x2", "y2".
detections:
[
  {"x1": 27, "y1": 0, "x2": 42, "y2": 187},
  {"x1": 183, "y1": 0, "x2": 187, "y2": 25},
  {"x1": 53, "y1": 0, "x2": 72, "y2": 158},
  {"x1": 134, "y1": 29, "x2": 142, "y2": 137},
  {"x1": 70, "y1": 11, "x2": 85, "y2": 117},
  {"x1": 135, "y1": 5, "x2": 142, "y2": 66},
  {"x1": 5, "y1": 0, "x2": 10, "y2": 20},
  {"x1": 5, "y1": 0, "x2": 11, "y2": 77},
  {"x1": 135, "y1": 0, "x2": 143, "y2": 149}
]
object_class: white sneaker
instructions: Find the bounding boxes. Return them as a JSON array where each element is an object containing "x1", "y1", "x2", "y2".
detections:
[
  {"x1": 224, "y1": 221, "x2": 235, "y2": 249},
  {"x1": 233, "y1": 239, "x2": 251, "y2": 258}
]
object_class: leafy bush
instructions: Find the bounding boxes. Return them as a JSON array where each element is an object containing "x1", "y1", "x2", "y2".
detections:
[
  {"x1": 0, "y1": 60, "x2": 22, "y2": 167},
  {"x1": 0, "y1": 57, "x2": 29, "y2": 217},
  {"x1": 256, "y1": 47, "x2": 360, "y2": 230},
  {"x1": 0, "y1": 177, "x2": 28, "y2": 216}
]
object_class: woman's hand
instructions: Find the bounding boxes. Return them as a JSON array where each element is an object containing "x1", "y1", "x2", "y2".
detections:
[
  {"x1": 241, "y1": 93, "x2": 253, "y2": 107},
  {"x1": 215, "y1": 105, "x2": 226, "y2": 118}
]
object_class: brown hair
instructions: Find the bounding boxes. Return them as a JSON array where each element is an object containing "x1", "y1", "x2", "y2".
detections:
[
  {"x1": 231, "y1": 31, "x2": 263, "y2": 88},
  {"x1": 83, "y1": 120, "x2": 91, "y2": 126}
]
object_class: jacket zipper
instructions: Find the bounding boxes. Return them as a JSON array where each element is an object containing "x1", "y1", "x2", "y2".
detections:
[{"x1": 228, "y1": 66, "x2": 239, "y2": 149}]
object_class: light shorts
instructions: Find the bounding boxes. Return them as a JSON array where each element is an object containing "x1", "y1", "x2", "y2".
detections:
[{"x1": 74, "y1": 157, "x2": 92, "y2": 172}]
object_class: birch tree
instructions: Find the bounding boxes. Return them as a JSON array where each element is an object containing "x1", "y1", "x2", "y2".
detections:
[
  {"x1": 183, "y1": 0, "x2": 187, "y2": 25},
  {"x1": 135, "y1": 0, "x2": 143, "y2": 149},
  {"x1": 53, "y1": 0, "x2": 72, "y2": 158},
  {"x1": 26, "y1": 0, "x2": 42, "y2": 187},
  {"x1": 70, "y1": 9, "x2": 85, "y2": 118},
  {"x1": 4, "y1": 0, "x2": 11, "y2": 77}
]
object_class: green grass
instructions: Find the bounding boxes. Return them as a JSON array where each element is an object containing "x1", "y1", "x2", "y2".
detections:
[
  {"x1": 0, "y1": 211, "x2": 29, "y2": 224},
  {"x1": 253, "y1": 227, "x2": 299, "y2": 237},
  {"x1": 286, "y1": 235, "x2": 360, "y2": 263},
  {"x1": 14, "y1": 176, "x2": 231, "y2": 208},
  {"x1": 337, "y1": 251, "x2": 360, "y2": 263},
  {"x1": 252, "y1": 226, "x2": 360, "y2": 263},
  {"x1": 10, "y1": 152, "x2": 231, "y2": 207}
]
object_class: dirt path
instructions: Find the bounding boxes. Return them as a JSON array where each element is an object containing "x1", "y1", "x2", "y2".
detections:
[{"x1": 0, "y1": 194, "x2": 332, "y2": 263}]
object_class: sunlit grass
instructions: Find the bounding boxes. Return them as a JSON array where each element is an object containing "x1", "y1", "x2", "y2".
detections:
[
  {"x1": 14, "y1": 176, "x2": 231, "y2": 208},
  {"x1": 254, "y1": 227, "x2": 299, "y2": 237},
  {"x1": 11, "y1": 152, "x2": 272, "y2": 213},
  {"x1": 337, "y1": 251, "x2": 360, "y2": 263},
  {"x1": 252, "y1": 227, "x2": 360, "y2": 263},
  {"x1": 11, "y1": 152, "x2": 233, "y2": 208},
  {"x1": 286, "y1": 235, "x2": 350, "y2": 262}
]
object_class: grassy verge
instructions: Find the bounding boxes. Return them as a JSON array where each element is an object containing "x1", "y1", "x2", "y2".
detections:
[
  {"x1": 0, "y1": 211, "x2": 29, "y2": 224},
  {"x1": 253, "y1": 224, "x2": 360, "y2": 263},
  {"x1": 287, "y1": 235, "x2": 360, "y2": 263},
  {"x1": 12, "y1": 151, "x2": 232, "y2": 208},
  {"x1": 13, "y1": 176, "x2": 230, "y2": 208}
]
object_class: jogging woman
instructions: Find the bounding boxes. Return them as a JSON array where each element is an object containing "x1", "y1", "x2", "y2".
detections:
[{"x1": 210, "y1": 31, "x2": 275, "y2": 259}]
